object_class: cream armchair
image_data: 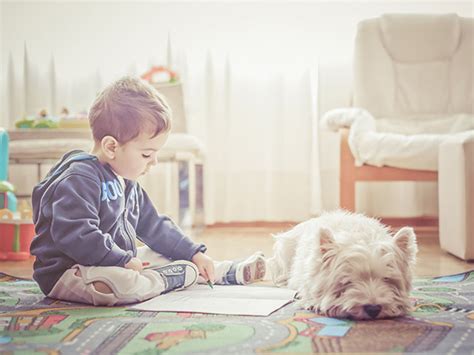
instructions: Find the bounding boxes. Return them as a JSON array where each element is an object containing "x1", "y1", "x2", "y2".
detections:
[{"x1": 322, "y1": 13, "x2": 474, "y2": 259}]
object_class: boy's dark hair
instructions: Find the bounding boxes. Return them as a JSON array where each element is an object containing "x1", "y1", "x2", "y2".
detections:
[{"x1": 89, "y1": 76, "x2": 171, "y2": 143}]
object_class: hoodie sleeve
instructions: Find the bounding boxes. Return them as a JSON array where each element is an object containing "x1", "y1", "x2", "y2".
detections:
[
  {"x1": 135, "y1": 184, "x2": 206, "y2": 261},
  {"x1": 49, "y1": 173, "x2": 132, "y2": 267}
]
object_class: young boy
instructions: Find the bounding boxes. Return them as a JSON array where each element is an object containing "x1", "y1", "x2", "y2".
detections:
[{"x1": 30, "y1": 76, "x2": 266, "y2": 306}]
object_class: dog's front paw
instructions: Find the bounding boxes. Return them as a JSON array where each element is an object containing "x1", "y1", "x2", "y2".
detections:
[
  {"x1": 298, "y1": 299, "x2": 319, "y2": 313},
  {"x1": 305, "y1": 305, "x2": 323, "y2": 314}
]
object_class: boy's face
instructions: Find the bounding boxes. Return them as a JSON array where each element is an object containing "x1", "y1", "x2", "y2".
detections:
[{"x1": 110, "y1": 131, "x2": 169, "y2": 181}]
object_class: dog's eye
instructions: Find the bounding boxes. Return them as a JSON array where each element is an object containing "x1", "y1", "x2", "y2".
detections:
[
  {"x1": 337, "y1": 281, "x2": 351, "y2": 288},
  {"x1": 335, "y1": 281, "x2": 351, "y2": 298},
  {"x1": 383, "y1": 277, "x2": 399, "y2": 287}
]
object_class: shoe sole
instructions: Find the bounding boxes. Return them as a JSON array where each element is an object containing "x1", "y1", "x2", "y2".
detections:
[
  {"x1": 242, "y1": 256, "x2": 266, "y2": 284},
  {"x1": 179, "y1": 261, "x2": 199, "y2": 289}
]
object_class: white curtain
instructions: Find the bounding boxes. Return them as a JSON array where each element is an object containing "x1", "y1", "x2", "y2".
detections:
[
  {"x1": 196, "y1": 53, "x2": 320, "y2": 223},
  {"x1": 5, "y1": 44, "x2": 322, "y2": 223},
  {"x1": 3, "y1": 1, "x2": 472, "y2": 223}
]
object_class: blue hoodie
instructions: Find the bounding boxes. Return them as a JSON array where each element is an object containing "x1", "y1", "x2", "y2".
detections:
[{"x1": 30, "y1": 150, "x2": 206, "y2": 295}]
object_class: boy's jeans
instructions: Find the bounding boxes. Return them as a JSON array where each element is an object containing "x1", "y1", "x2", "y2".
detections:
[{"x1": 48, "y1": 246, "x2": 233, "y2": 306}]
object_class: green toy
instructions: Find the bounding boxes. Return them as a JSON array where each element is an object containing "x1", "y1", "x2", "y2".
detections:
[
  {"x1": 0, "y1": 129, "x2": 17, "y2": 212},
  {"x1": 15, "y1": 119, "x2": 35, "y2": 128},
  {"x1": 33, "y1": 119, "x2": 58, "y2": 128},
  {"x1": 15, "y1": 109, "x2": 59, "y2": 129}
]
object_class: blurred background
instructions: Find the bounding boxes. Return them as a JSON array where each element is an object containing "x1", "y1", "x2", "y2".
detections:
[{"x1": 1, "y1": 1, "x2": 472, "y2": 225}]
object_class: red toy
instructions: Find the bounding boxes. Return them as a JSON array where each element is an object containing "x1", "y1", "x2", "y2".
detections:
[{"x1": 0, "y1": 208, "x2": 35, "y2": 260}]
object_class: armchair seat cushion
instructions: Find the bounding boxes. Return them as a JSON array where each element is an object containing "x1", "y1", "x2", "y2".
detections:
[
  {"x1": 159, "y1": 133, "x2": 205, "y2": 160},
  {"x1": 9, "y1": 133, "x2": 205, "y2": 162},
  {"x1": 9, "y1": 138, "x2": 92, "y2": 161},
  {"x1": 322, "y1": 108, "x2": 474, "y2": 171}
]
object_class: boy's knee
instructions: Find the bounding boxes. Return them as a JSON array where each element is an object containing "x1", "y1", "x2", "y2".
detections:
[
  {"x1": 75, "y1": 269, "x2": 113, "y2": 294},
  {"x1": 92, "y1": 281, "x2": 114, "y2": 294}
]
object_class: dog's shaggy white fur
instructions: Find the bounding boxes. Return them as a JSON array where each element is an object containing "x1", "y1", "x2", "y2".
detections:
[{"x1": 267, "y1": 210, "x2": 417, "y2": 320}]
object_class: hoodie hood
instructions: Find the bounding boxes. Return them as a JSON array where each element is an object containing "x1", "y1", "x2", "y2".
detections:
[{"x1": 32, "y1": 150, "x2": 97, "y2": 224}]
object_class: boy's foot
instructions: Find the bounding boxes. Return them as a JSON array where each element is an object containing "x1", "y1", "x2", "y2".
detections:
[
  {"x1": 225, "y1": 252, "x2": 266, "y2": 285},
  {"x1": 152, "y1": 261, "x2": 199, "y2": 293}
]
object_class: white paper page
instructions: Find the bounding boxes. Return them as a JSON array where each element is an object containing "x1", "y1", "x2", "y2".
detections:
[{"x1": 128, "y1": 285, "x2": 297, "y2": 316}]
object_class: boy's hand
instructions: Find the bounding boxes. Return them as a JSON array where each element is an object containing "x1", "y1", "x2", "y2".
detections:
[
  {"x1": 192, "y1": 252, "x2": 215, "y2": 283},
  {"x1": 125, "y1": 257, "x2": 144, "y2": 272}
]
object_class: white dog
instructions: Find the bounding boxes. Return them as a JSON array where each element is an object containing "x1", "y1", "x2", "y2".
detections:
[{"x1": 267, "y1": 210, "x2": 417, "y2": 320}]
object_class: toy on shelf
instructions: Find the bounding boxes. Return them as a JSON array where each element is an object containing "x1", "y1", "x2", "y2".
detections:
[
  {"x1": 0, "y1": 128, "x2": 17, "y2": 212},
  {"x1": 0, "y1": 204, "x2": 35, "y2": 261},
  {"x1": 0, "y1": 181, "x2": 16, "y2": 212},
  {"x1": 58, "y1": 107, "x2": 90, "y2": 129},
  {"x1": 141, "y1": 66, "x2": 179, "y2": 84},
  {"x1": 15, "y1": 109, "x2": 59, "y2": 129}
]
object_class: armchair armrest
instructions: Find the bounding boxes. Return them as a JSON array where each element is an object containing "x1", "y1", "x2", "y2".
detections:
[
  {"x1": 321, "y1": 108, "x2": 369, "y2": 132},
  {"x1": 438, "y1": 131, "x2": 474, "y2": 260}
]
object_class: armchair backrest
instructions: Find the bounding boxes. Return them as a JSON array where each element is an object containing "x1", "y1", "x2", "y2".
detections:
[{"x1": 353, "y1": 13, "x2": 473, "y2": 118}]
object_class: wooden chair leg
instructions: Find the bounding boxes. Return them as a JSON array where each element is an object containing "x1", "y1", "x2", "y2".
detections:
[
  {"x1": 188, "y1": 159, "x2": 196, "y2": 226},
  {"x1": 194, "y1": 162, "x2": 205, "y2": 227},
  {"x1": 340, "y1": 128, "x2": 356, "y2": 211},
  {"x1": 340, "y1": 175, "x2": 356, "y2": 211}
]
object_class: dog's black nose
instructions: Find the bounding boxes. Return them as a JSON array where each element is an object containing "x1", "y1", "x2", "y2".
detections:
[{"x1": 363, "y1": 304, "x2": 382, "y2": 319}]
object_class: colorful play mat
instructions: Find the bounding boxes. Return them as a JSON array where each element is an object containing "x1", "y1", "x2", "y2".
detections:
[{"x1": 0, "y1": 270, "x2": 473, "y2": 354}]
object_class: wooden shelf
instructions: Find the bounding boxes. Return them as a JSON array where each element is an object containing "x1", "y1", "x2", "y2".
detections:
[{"x1": 8, "y1": 128, "x2": 92, "y2": 141}]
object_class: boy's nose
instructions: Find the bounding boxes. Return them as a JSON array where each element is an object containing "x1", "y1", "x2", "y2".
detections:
[{"x1": 150, "y1": 154, "x2": 159, "y2": 166}]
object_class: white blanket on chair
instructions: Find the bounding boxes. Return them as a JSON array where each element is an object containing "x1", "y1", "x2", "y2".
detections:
[{"x1": 321, "y1": 108, "x2": 474, "y2": 171}]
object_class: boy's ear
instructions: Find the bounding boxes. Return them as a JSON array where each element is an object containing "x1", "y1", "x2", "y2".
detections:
[{"x1": 101, "y1": 136, "x2": 119, "y2": 159}]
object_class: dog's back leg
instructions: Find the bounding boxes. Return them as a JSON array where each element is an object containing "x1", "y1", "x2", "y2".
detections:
[{"x1": 268, "y1": 221, "x2": 309, "y2": 286}]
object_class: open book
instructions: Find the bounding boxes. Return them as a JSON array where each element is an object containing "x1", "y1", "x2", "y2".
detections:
[{"x1": 128, "y1": 284, "x2": 297, "y2": 316}]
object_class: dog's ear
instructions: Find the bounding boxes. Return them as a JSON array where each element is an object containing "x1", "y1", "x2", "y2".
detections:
[
  {"x1": 393, "y1": 227, "x2": 418, "y2": 263},
  {"x1": 319, "y1": 227, "x2": 335, "y2": 255}
]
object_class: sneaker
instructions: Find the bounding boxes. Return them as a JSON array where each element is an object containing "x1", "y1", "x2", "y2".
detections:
[
  {"x1": 224, "y1": 252, "x2": 266, "y2": 285},
  {"x1": 152, "y1": 261, "x2": 199, "y2": 293}
]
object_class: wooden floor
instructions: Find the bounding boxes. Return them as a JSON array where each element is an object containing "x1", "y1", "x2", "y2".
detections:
[{"x1": 1, "y1": 226, "x2": 473, "y2": 280}]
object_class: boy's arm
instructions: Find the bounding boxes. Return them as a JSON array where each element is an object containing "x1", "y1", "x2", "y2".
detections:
[
  {"x1": 49, "y1": 174, "x2": 132, "y2": 266},
  {"x1": 135, "y1": 184, "x2": 206, "y2": 261}
]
